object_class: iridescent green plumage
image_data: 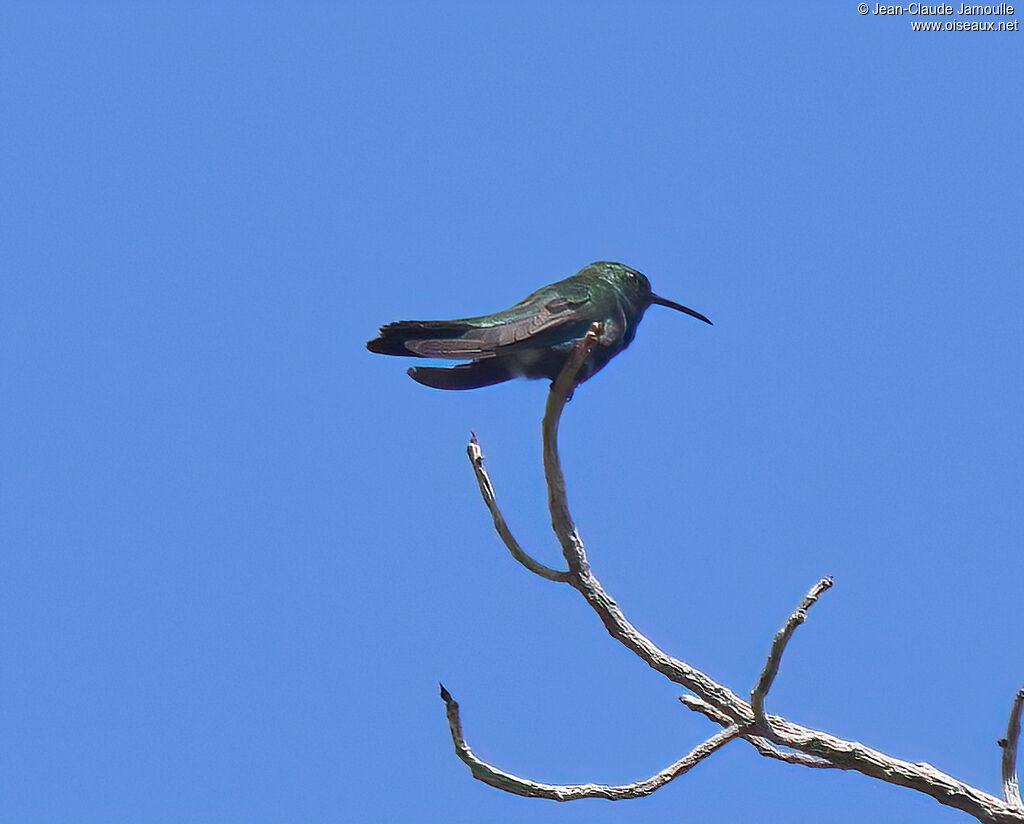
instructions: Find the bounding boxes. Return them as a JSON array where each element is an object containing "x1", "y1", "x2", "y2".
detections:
[{"x1": 367, "y1": 261, "x2": 711, "y2": 390}]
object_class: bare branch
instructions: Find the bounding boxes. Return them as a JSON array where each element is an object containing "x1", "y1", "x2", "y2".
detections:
[
  {"x1": 531, "y1": 334, "x2": 1024, "y2": 822},
  {"x1": 542, "y1": 322, "x2": 601, "y2": 577},
  {"x1": 751, "y1": 577, "x2": 833, "y2": 725},
  {"x1": 440, "y1": 683, "x2": 741, "y2": 800},
  {"x1": 536, "y1": 375, "x2": 1024, "y2": 822},
  {"x1": 446, "y1": 333, "x2": 1024, "y2": 823},
  {"x1": 539, "y1": 326, "x2": 753, "y2": 715},
  {"x1": 679, "y1": 695, "x2": 835, "y2": 769},
  {"x1": 764, "y1": 717, "x2": 1023, "y2": 824},
  {"x1": 1000, "y1": 687, "x2": 1024, "y2": 808},
  {"x1": 466, "y1": 433, "x2": 570, "y2": 583},
  {"x1": 683, "y1": 688, "x2": 1023, "y2": 822}
]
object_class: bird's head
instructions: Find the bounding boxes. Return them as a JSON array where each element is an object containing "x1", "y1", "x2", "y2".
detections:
[{"x1": 589, "y1": 261, "x2": 712, "y2": 325}]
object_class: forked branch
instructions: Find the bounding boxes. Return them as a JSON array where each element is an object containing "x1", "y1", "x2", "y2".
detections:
[{"x1": 440, "y1": 328, "x2": 1024, "y2": 824}]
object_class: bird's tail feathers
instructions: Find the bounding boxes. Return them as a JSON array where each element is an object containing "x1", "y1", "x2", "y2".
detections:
[
  {"x1": 366, "y1": 320, "x2": 477, "y2": 357},
  {"x1": 407, "y1": 360, "x2": 516, "y2": 390}
]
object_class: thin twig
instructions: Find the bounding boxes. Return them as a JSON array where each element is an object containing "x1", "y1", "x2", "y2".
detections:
[
  {"x1": 678, "y1": 695, "x2": 835, "y2": 769},
  {"x1": 440, "y1": 683, "x2": 740, "y2": 800},
  {"x1": 751, "y1": 577, "x2": 833, "y2": 725},
  {"x1": 466, "y1": 433, "x2": 570, "y2": 583},
  {"x1": 543, "y1": 322, "x2": 602, "y2": 577},
  {"x1": 1000, "y1": 688, "x2": 1024, "y2": 808}
]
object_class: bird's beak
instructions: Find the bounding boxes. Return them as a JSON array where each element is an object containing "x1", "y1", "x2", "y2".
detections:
[{"x1": 650, "y1": 294, "x2": 713, "y2": 325}]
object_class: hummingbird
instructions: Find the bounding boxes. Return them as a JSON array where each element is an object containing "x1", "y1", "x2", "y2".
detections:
[{"x1": 366, "y1": 261, "x2": 711, "y2": 390}]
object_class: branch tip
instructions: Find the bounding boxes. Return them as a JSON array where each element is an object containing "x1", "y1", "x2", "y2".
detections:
[
  {"x1": 1001, "y1": 686, "x2": 1024, "y2": 808},
  {"x1": 751, "y1": 577, "x2": 834, "y2": 724},
  {"x1": 464, "y1": 413, "x2": 570, "y2": 582}
]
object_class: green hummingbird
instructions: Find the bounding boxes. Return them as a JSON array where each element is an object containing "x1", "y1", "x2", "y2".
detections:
[{"x1": 366, "y1": 261, "x2": 711, "y2": 390}]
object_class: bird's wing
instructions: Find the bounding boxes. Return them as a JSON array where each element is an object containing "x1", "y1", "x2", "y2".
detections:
[{"x1": 402, "y1": 283, "x2": 594, "y2": 359}]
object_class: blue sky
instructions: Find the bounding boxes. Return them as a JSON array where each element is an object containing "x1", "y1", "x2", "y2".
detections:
[{"x1": 3, "y1": 3, "x2": 1022, "y2": 823}]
